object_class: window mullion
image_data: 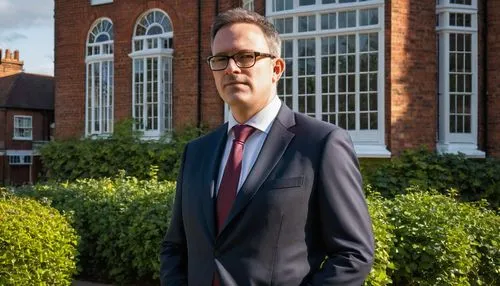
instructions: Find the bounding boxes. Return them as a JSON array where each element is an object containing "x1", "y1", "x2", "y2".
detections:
[
  {"x1": 143, "y1": 57, "x2": 148, "y2": 131},
  {"x1": 157, "y1": 56, "x2": 163, "y2": 132},
  {"x1": 315, "y1": 36, "x2": 321, "y2": 120},
  {"x1": 98, "y1": 61, "x2": 103, "y2": 134},
  {"x1": 292, "y1": 39, "x2": 298, "y2": 111},
  {"x1": 91, "y1": 63, "x2": 96, "y2": 134},
  {"x1": 355, "y1": 32, "x2": 360, "y2": 133}
]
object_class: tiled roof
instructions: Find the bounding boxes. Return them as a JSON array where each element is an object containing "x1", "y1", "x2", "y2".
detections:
[{"x1": 0, "y1": 72, "x2": 54, "y2": 110}]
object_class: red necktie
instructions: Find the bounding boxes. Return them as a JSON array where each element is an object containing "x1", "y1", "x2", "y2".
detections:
[
  {"x1": 213, "y1": 124, "x2": 255, "y2": 286},
  {"x1": 216, "y1": 124, "x2": 256, "y2": 234}
]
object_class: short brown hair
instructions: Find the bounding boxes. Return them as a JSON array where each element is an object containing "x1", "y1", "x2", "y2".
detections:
[{"x1": 210, "y1": 8, "x2": 281, "y2": 57}]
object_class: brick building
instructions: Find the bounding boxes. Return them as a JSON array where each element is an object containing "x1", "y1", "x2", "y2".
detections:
[
  {"x1": 0, "y1": 49, "x2": 54, "y2": 185},
  {"x1": 54, "y1": 0, "x2": 499, "y2": 158}
]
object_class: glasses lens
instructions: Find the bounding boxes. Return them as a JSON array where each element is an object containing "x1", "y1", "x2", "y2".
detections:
[
  {"x1": 234, "y1": 52, "x2": 256, "y2": 68},
  {"x1": 210, "y1": 56, "x2": 228, "y2": 70}
]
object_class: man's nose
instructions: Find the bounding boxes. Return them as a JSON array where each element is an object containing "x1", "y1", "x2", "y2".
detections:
[{"x1": 224, "y1": 58, "x2": 241, "y2": 74}]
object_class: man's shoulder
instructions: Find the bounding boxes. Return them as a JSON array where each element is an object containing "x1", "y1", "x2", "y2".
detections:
[{"x1": 291, "y1": 110, "x2": 339, "y2": 135}]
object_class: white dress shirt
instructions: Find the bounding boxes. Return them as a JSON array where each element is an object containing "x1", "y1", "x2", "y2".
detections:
[{"x1": 215, "y1": 96, "x2": 282, "y2": 196}]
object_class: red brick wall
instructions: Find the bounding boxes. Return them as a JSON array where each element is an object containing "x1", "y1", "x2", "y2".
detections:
[
  {"x1": 4, "y1": 109, "x2": 51, "y2": 150},
  {"x1": 55, "y1": 0, "x2": 244, "y2": 139},
  {"x1": 0, "y1": 109, "x2": 6, "y2": 150},
  {"x1": 388, "y1": 0, "x2": 437, "y2": 155},
  {"x1": 487, "y1": 1, "x2": 500, "y2": 157},
  {"x1": 54, "y1": 1, "x2": 498, "y2": 158},
  {"x1": 0, "y1": 155, "x2": 5, "y2": 185}
]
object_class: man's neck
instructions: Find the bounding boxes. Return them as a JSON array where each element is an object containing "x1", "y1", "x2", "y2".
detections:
[{"x1": 231, "y1": 95, "x2": 276, "y2": 124}]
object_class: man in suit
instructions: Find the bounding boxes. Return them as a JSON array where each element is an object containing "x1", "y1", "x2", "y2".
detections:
[{"x1": 160, "y1": 8, "x2": 374, "y2": 286}]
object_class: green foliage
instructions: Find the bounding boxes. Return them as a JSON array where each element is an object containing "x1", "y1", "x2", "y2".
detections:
[
  {"x1": 40, "y1": 120, "x2": 206, "y2": 182},
  {"x1": 387, "y1": 189, "x2": 499, "y2": 285},
  {"x1": 15, "y1": 172, "x2": 177, "y2": 285},
  {"x1": 11, "y1": 176, "x2": 499, "y2": 285},
  {"x1": 364, "y1": 148, "x2": 500, "y2": 208},
  {"x1": 364, "y1": 188, "x2": 394, "y2": 286},
  {"x1": 0, "y1": 188, "x2": 78, "y2": 285}
]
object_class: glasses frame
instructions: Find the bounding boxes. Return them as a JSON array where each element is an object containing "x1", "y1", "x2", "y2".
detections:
[{"x1": 206, "y1": 51, "x2": 276, "y2": 71}]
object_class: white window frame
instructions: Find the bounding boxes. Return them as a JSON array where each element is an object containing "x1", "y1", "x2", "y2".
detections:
[
  {"x1": 85, "y1": 18, "x2": 114, "y2": 137},
  {"x1": 129, "y1": 9, "x2": 174, "y2": 140},
  {"x1": 436, "y1": 0, "x2": 484, "y2": 158},
  {"x1": 13, "y1": 115, "x2": 33, "y2": 140},
  {"x1": 266, "y1": 0, "x2": 389, "y2": 157},
  {"x1": 90, "y1": 0, "x2": 113, "y2": 6},
  {"x1": 6, "y1": 150, "x2": 33, "y2": 166},
  {"x1": 243, "y1": 0, "x2": 255, "y2": 11}
]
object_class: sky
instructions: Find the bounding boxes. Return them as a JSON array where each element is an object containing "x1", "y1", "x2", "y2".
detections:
[{"x1": 0, "y1": 0, "x2": 54, "y2": 76}]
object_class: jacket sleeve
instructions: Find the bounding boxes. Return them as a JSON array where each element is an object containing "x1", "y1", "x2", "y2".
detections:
[
  {"x1": 160, "y1": 145, "x2": 189, "y2": 286},
  {"x1": 311, "y1": 128, "x2": 375, "y2": 286}
]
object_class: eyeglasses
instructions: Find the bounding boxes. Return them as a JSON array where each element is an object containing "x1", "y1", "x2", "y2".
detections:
[{"x1": 206, "y1": 51, "x2": 276, "y2": 71}]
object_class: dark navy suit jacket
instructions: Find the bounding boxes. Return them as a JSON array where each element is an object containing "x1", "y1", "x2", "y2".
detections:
[{"x1": 160, "y1": 104, "x2": 374, "y2": 285}]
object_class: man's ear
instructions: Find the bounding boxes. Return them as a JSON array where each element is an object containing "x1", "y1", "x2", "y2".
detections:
[{"x1": 272, "y1": 58, "x2": 285, "y2": 83}]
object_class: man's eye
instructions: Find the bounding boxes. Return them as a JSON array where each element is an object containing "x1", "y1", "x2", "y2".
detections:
[
  {"x1": 236, "y1": 53, "x2": 254, "y2": 61},
  {"x1": 212, "y1": 57, "x2": 227, "y2": 63}
]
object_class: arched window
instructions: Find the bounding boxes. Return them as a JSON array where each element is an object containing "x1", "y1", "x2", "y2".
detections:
[
  {"x1": 85, "y1": 18, "x2": 114, "y2": 136},
  {"x1": 130, "y1": 9, "x2": 173, "y2": 139}
]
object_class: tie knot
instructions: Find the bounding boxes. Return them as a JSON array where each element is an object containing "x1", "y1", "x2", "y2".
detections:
[{"x1": 233, "y1": 124, "x2": 256, "y2": 144}]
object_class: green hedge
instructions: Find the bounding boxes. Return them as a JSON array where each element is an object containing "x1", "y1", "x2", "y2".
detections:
[
  {"x1": 15, "y1": 180, "x2": 499, "y2": 285},
  {"x1": 364, "y1": 189, "x2": 394, "y2": 286},
  {"x1": 0, "y1": 188, "x2": 78, "y2": 285},
  {"x1": 15, "y1": 171, "x2": 176, "y2": 284},
  {"x1": 39, "y1": 122, "x2": 204, "y2": 182},
  {"x1": 387, "y1": 189, "x2": 499, "y2": 285},
  {"x1": 363, "y1": 148, "x2": 500, "y2": 209}
]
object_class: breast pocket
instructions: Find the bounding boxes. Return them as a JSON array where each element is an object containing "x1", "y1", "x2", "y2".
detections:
[{"x1": 263, "y1": 176, "x2": 304, "y2": 190}]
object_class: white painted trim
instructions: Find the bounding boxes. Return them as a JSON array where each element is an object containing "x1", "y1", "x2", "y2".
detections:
[
  {"x1": 13, "y1": 115, "x2": 33, "y2": 141},
  {"x1": 6, "y1": 150, "x2": 33, "y2": 156},
  {"x1": 90, "y1": 0, "x2": 113, "y2": 6},
  {"x1": 267, "y1": 0, "x2": 386, "y2": 156},
  {"x1": 436, "y1": 2, "x2": 480, "y2": 156},
  {"x1": 354, "y1": 144, "x2": 391, "y2": 158},
  {"x1": 437, "y1": 143, "x2": 485, "y2": 158}
]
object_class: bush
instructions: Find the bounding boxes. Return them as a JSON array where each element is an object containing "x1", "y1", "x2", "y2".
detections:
[
  {"x1": 0, "y1": 188, "x2": 78, "y2": 285},
  {"x1": 364, "y1": 189, "x2": 394, "y2": 286},
  {"x1": 15, "y1": 171, "x2": 177, "y2": 285},
  {"x1": 364, "y1": 148, "x2": 500, "y2": 209},
  {"x1": 40, "y1": 121, "x2": 205, "y2": 182},
  {"x1": 387, "y1": 189, "x2": 499, "y2": 285}
]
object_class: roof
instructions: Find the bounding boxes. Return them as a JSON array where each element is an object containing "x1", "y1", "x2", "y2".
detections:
[{"x1": 0, "y1": 72, "x2": 54, "y2": 110}]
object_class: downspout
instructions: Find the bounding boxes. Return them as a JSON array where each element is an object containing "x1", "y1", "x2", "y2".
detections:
[
  {"x1": 482, "y1": 0, "x2": 488, "y2": 155},
  {"x1": 197, "y1": 0, "x2": 202, "y2": 129}
]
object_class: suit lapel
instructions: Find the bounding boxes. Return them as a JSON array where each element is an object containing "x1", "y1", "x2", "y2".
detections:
[
  {"x1": 201, "y1": 123, "x2": 228, "y2": 241},
  {"x1": 219, "y1": 105, "x2": 296, "y2": 234}
]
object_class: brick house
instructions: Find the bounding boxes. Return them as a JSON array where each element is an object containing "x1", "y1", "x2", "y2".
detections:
[
  {"x1": 54, "y1": 0, "x2": 500, "y2": 158},
  {"x1": 0, "y1": 49, "x2": 54, "y2": 185}
]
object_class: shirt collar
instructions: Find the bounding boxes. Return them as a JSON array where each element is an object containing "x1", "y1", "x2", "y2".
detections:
[{"x1": 227, "y1": 95, "x2": 282, "y2": 135}]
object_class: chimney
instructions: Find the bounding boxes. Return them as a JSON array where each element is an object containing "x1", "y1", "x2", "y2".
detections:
[{"x1": 0, "y1": 48, "x2": 24, "y2": 77}]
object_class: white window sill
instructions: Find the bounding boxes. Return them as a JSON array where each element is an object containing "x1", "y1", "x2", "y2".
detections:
[
  {"x1": 437, "y1": 143, "x2": 485, "y2": 158},
  {"x1": 91, "y1": 0, "x2": 113, "y2": 6},
  {"x1": 354, "y1": 144, "x2": 391, "y2": 158},
  {"x1": 13, "y1": 137, "x2": 32, "y2": 141},
  {"x1": 6, "y1": 150, "x2": 33, "y2": 156}
]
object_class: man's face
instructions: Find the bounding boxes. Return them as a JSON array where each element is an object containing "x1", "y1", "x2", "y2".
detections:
[{"x1": 211, "y1": 23, "x2": 280, "y2": 121}]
